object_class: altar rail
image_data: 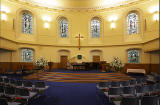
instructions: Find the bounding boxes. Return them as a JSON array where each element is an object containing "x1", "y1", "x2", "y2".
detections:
[{"x1": 0, "y1": 62, "x2": 159, "y2": 74}]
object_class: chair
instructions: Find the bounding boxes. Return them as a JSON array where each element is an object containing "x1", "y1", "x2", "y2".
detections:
[
  {"x1": 120, "y1": 97, "x2": 139, "y2": 105},
  {"x1": 106, "y1": 87, "x2": 122, "y2": 100},
  {"x1": 148, "y1": 84, "x2": 157, "y2": 95},
  {"x1": 155, "y1": 82, "x2": 160, "y2": 88},
  {"x1": 34, "y1": 81, "x2": 49, "y2": 91},
  {"x1": 97, "y1": 82, "x2": 106, "y2": 90},
  {"x1": 0, "y1": 98, "x2": 8, "y2": 105},
  {"x1": 4, "y1": 86, "x2": 16, "y2": 98},
  {"x1": 3, "y1": 78, "x2": 9, "y2": 85},
  {"x1": 106, "y1": 82, "x2": 111, "y2": 88},
  {"x1": 155, "y1": 83, "x2": 160, "y2": 94},
  {"x1": 141, "y1": 78, "x2": 147, "y2": 85},
  {"x1": 129, "y1": 80, "x2": 136, "y2": 87},
  {"x1": 23, "y1": 81, "x2": 33, "y2": 89},
  {"x1": 136, "y1": 78, "x2": 142, "y2": 85},
  {"x1": 120, "y1": 81, "x2": 130, "y2": 87},
  {"x1": 155, "y1": 75, "x2": 160, "y2": 82},
  {"x1": 0, "y1": 77, "x2": 4, "y2": 84},
  {"x1": 15, "y1": 80, "x2": 23, "y2": 88},
  {"x1": 141, "y1": 96, "x2": 158, "y2": 105},
  {"x1": 0, "y1": 98, "x2": 20, "y2": 105},
  {"x1": 0, "y1": 85, "x2": 4, "y2": 96},
  {"x1": 111, "y1": 81, "x2": 120, "y2": 87},
  {"x1": 121, "y1": 87, "x2": 135, "y2": 97},
  {"x1": 9, "y1": 79, "x2": 15, "y2": 86},
  {"x1": 135, "y1": 85, "x2": 149, "y2": 97},
  {"x1": 15, "y1": 88, "x2": 37, "y2": 102}
]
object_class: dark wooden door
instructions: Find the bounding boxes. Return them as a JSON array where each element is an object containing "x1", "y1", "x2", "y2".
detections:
[
  {"x1": 93, "y1": 56, "x2": 100, "y2": 62},
  {"x1": 60, "y1": 56, "x2": 68, "y2": 69}
]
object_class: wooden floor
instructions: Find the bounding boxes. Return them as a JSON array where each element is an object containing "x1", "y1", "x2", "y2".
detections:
[{"x1": 23, "y1": 71, "x2": 135, "y2": 83}]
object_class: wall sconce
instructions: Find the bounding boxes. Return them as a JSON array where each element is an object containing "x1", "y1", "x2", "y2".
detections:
[
  {"x1": 1, "y1": 13, "x2": 7, "y2": 21},
  {"x1": 0, "y1": 5, "x2": 10, "y2": 21},
  {"x1": 149, "y1": 5, "x2": 159, "y2": 13},
  {"x1": 42, "y1": 16, "x2": 51, "y2": 29},
  {"x1": 44, "y1": 22, "x2": 50, "y2": 29},
  {"x1": 108, "y1": 16, "x2": 118, "y2": 22},
  {"x1": 149, "y1": 5, "x2": 159, "y2": 21},
  {"x1": 110, "y1": 22, "x2": 116, "y2": 29},
  {"x1": 42, "y1": 16, "x2": 51, "y2": 22},
  {"x1": 1, "y1": 5, "x2": 10, "y2": 13},
  {"x1": 108, "y1": 15, "x2": 118, "y2": 29},
  {"x1": 153, "y1": 13, "x2": 159, "y2": 21}
]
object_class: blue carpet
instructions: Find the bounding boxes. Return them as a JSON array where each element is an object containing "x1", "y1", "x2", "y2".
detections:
[
  {"x1": 0, "y1": 69, "x2": 121, "y2": 105},
  {"x1": 28, "y1": 82, "x2": 115, "y2": 105}
]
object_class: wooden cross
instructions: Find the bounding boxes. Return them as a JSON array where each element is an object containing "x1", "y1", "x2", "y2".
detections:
[{"x1": 75, "y1": 34, "x2": 84, "y2": 50}]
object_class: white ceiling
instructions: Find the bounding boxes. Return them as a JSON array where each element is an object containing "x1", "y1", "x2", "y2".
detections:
[{"x1": 18, "y1": 0, "x2": 139, "y2": 9}]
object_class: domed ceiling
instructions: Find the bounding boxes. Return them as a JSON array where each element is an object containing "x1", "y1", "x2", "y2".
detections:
[{"x1": 17, "y1": 0, "x2": 140, "y2": 9}]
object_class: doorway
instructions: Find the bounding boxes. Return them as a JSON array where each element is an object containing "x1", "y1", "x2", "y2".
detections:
[
  {"x1": 60, "y1": 56, "x2": 68, "y2": 69},
  {"x1": 93, "y1": 56, "x2": 100, "y2": 62}
]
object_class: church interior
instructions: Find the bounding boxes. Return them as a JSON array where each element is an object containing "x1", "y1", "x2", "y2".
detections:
[{"x1": 0, "y1": 0, "x2": 160, "y2": 105}]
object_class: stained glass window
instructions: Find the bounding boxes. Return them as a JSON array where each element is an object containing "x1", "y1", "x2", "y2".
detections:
[
  {"x1": 127, "y1": 13, "x2": 138, "y2": 35},
  {"x1": 91, "y1": 19, "x2": 100, "y2": 37},
  {"x1": 60, "y1": 19, "x2": 68, "y2": 38},
  {"x1": 22, "y1": 12, "x2": 33, "y2": 34},
  {"x1": 128, "y1": 50, "x2": 139, "y2": 63},
  {"x1": 21, "y1": 49, "x2": 33, "y2": 62}
]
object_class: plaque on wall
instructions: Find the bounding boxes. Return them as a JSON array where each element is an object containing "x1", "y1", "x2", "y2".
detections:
[{"x1": 77, "y1": 55, "x2": 82, "y2": 59}]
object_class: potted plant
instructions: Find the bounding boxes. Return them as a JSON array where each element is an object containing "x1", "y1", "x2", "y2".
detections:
[
  {"x1": 34, "y1": 57, "x2": 48, "y2": 71},
  {"x1": 109, "y1": 57, "x2": 124, "y2": 72}
]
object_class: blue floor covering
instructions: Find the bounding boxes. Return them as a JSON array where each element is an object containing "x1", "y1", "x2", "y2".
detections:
[
  {"x1": 0, "y1": 69, "x2": 115, "y2": 105},
  {"x1": 2, "y1": 69, "x2": 147, "y2": 105},
  {"x1": 28, "y1": 82, "x2": 115, "y2": 105}
]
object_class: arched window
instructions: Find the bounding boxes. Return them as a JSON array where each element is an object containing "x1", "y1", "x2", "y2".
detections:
[
  {"x1": 127, "y1": 12, "x2": 138, "y2": 35},
  {"x1": 128, "y1": 49, "x2": 139, "y2": 63},
  {"x1": 22, "y1": 12, "x2": 33, "y2": 34},
  {"x1": 91, "y1": 18, "x2": 100, "y2": 37},
  {"x1": 21, "y1": 49, "x2": 34, "y2": 62},
  {"x1": 60, "y1": 18, "x2": 68, "y2": 38}
]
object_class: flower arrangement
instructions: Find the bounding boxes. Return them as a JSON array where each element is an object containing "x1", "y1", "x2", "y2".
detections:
[
  {"x1": 35, "y1": 57, "x2": 48, "y2": 70},
  {"x1": 109, "y1": 57, "x2": 124, "y2": 72}
]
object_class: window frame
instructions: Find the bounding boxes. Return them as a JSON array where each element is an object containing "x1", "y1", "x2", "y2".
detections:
[
  {"x1": 21, "y1": 48, "x2": 34, "y2": 62},
  {"x1": 22, "y1": 11, "x2": 33, "y2": 34},
  {"x1": 127, "y1": 12, "x2": 139, "y2": 35},
  {"x1": 91, "y1": 18, "x2": 101, "y2": 38},
  {"x1": 127, "y1": 49, "x2": 140, "y2": 63},
  {"x1": 59, "y1": 18, "x2": 68, "y2": 38}
]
